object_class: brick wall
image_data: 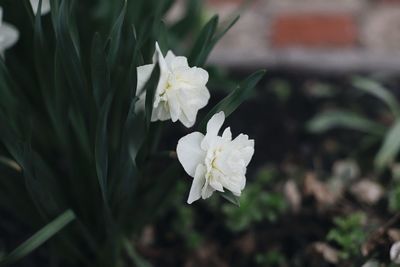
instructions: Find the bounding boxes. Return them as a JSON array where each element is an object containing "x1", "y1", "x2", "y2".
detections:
[{"x1": 204, "y1": 0, "x2": 400, "y2": 72}]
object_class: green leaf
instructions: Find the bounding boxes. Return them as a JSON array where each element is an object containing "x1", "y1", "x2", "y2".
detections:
[
  {"x1": 55, "y1": 0, "x2": 88, "y2": 113},
  {"x1": 170, "y1": 0, "x2": 202, "y2": 39},
  {"x1": 106, "y1": 0, "x2": 127, "y2": 69},
  {"x1": 375, "y1": 120, "x2": 400, "y2": 170},
  {"x1": 188, "y1": 15, "x2": 219, "y2": 67},
  {"x1": 95, "y1": 93, "x2": 113, "y2": 203},
  {"x1": 307, "y1": 110, "x2": 387, "y2": 136},
  {"x1": 0, "y1": 210, "x2": 76, "y2": 265},
  {"x1": 124, "y1": 239, "x2": 152, "y2": 267},
  {"x1": 198, "y1": 70, "x2": 265, "y2": 132},
  {"x1": 221, "y1": 191, "x2": 240, "y2": 206},
  {"x1": 188, "y1": 14, "x2": 239, "y2": 67},
  {"x1": 144, "y1": 63, "x2": 160, "y2": 128},
  {"x1": 208, "y1": 15, "x2": 240, "y2": 53},
  {"x1": 91, "y1": 33, "x2": 111, "y2": 109},
  {"x1": 353, "y1": 77, "x2": 400, "y2": 117}
]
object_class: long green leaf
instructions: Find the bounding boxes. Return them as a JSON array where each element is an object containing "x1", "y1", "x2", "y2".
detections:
[
  {"x1": 221, "y1": 191, "x2": 240, "y2": 206},
  {"x1": 198, "y1": 70, "x2": 265, "y2": 132},
  {"x1": 353, "y1": 77, "x2": 400, "y2": 117},
  {"x1": 375, "y1": 120, "x2": 400, "y2": 170},
  {"x1": 144, "y1": 63, "x2": 160, "y2": 128},
  {"x1": 188, "y1": 15, "x2": 218, "y2": 67},
  {"x1": 307, "y1": 110, "x2": 387, "y2": 136},
  {"x1": 124, "y1": 239, "x2": 152, "y2": 267},
  {"x1": 106, "y1": 0, "x2": 127, "y2": 69},
  {"x1": 0, "y1": 210, "x2": 76, "y2": 265},
  {"x1": 91, "y1": 33, "x2": 111, "y2": 109},
  {"x1": 55, "y1": 0, "x2": 88, "y2": 113},
  {"x1": 95, "y1": 93, "x2": 113, "y2": 203}
]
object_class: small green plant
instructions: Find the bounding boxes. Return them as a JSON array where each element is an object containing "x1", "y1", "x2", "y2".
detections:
[
  {"x1": 255, "y1": 250, "x2": 287, "y2": 267},
  {"x1": 327, "y1": 213, "x2": 366, "y2": 260},
  {"x1": 222, "y1": 167, "x2": 287, "y2": 232},
  {"x1": 307, "y1": 77, "x2": 400, "y2": 171}
]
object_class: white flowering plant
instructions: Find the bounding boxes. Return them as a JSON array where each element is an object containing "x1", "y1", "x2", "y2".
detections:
[{"x1": 0, "y1": 0, "x2": 264, "y2": 266}]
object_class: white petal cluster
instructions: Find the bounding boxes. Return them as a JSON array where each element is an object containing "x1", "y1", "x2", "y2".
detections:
[
  {"x1": 391, "y1": 241, "x2": 400, "y2": 264},
  {"x1": 30, "y1": 0, "x2": 51, "y2": 15},
  {"x1": 0, "y1": 7, "x2": 19, "y2": 56},
  {"x1": 177, "y1": 112, "x2": 255, "y2": 204},
  {"x1": 137, "y1": 43, "x2": 210, "y2": 128}
]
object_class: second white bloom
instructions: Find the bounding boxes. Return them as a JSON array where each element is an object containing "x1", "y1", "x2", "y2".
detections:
[
  {"x1": 0, "y1": 7, "x2": 19, "y2": 56},
  {"x1": 177, "y1": 112, "x2": 255, "y2": 204},
  {"x1": 137, "y1": 43, "x2": 210, "y2": 128},
  {"x1": 30, "y1": 0, "x2": 51, "y2": 15}
]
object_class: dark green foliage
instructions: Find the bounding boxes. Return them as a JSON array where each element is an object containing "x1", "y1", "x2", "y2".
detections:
[
  {"x1": 307, "y1": 77, "x2": 400, "y2": 170},
  {"x1": 221, "y1": 167, "x2": 287, "y2": 232},
  {"x1": 327, "y1": 213, "x2": 366, "y2": 260},
  {"x1": 0, "y1": 0, "x2": 263, "y2": 266}
]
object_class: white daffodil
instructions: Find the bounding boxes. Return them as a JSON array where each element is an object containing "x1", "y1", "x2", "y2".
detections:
[
  {"x1": 177, "y1": 111, "x2": 255, "y2": 204},
  {"x1": 391, "y1": 241, "x2": 400, "y2": 264},
  {"x1": 30, "y1": 0, "x2": 51, "y2": 15},
  {"x1": 136, "y1": 42, "x2": 210, "y2": 128},
  {"x1": 0, "y1": 7, "x2": 19, "y2": 56}
]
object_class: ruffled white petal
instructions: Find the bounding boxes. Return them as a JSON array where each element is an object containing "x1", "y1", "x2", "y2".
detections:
[
  {"x1": 222, "y1": 127, "x2": 232, "y2": 141},
  {"x1": 136, "y1": 64, "x2": 155, "y2": 94},
  {"x1": 177, "y1": 132, "x2": 206, "y2": 177},
  {"x1": 0, "y1": 23, "x2": 19, "y2": 54},
  {"x1": 206, "y1": 112, "x2": 225, "y2": 137},
  {"x1": 170, "y1": 56, "x2": 189, "y2": 70},
  {"x1": 164, "y1": 50, "x2": 176, "y2": 65},
  {"x1": 201, "y1": 184, "x2": 215, "y2": 199},
  {"x1": 187, "y1": 164, "x2": 206, "y2": 204},
  {"x1": 30, "y1": 0, "x2": 51, "y2": 15}
]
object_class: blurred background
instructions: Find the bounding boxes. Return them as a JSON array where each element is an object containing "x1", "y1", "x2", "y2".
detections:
[
  {"x1": 145, "y1": 0, "x2": 400, "y2": 266},
  {"x1": 4, "y1": 0, "x2": 400, "y2": 266},
  {"x1": 207, "y1": 0, "x2": 400, "y2": 73}
]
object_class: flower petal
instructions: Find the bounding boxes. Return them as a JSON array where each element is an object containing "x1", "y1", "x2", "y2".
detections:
[
  {"x1": 165, "y1": 50, "x2": 176, "y2": 66},
  {"x1": 209, "y1": 178, "x2": 224, "y2": 192},
  {"x1": 201, "y1": 112, "x2": 225, "y2": 149},
  {"x1": 201, "y1": 184, "x2": 215, "y2": 199},
  {"x1": 170, "y1": 56, "x2": 189, "y2": 70},
  {"x1": 154, "y1": 42, "x2": 169, "y2": 73},
  {"x1": 136, "y1": 64, "x2": 155, "y2": 94},
  {"x1": 207, "y1": 111, "x2": 225, "y2": 137},
  {"x1": 177, "y1": 132, "x2": 206, "y2": 177},
  {"x1": 187, "y1": 164, "x2": 206, "y2": 204},
  {"x1": 30, "y1": 0, "x2": 51, "y2": 15},
  {"x1": 222, "y1": 127, "x2": 232, "y2": 141},
  {"x1": 0, "y1": 23, "x2": 19, "y2": 53}
]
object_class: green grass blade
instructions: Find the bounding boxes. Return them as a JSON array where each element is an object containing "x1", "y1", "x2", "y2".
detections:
[
  {"x1": 91, "y1": 33, "x2": 111, "y2": 109},
  {"x1": 0, "y1": 210, "x2": 76, "y2": 265},
  {"x1": 198, "y1": 70, "x2": 265, "y2": 132},
  {"x1": 95, "y1": 93, "x2": 113, "y2": 203},
  {"x1": 307, "y1": 110, "x2": 387, "y2": 136},
  {"x1": 188, "y1": 15, "x2": 218, "y2": 67},
  {"x1": 375, "y1": 120, "x2": 400, "y2": 170},
  {"x1": 106, "y1": 0, "x2": 127, "y2": 69},
  {"x1": 221, "y1": 191, "x2": 240, "y2": 206},
  {"x1": 353, "y1": 77, "x2": 400, "y2": 117},
  {"x1": 144, "y1": 63, "x2": 160, "y2": 129},
  {"x1": 124, "y1": 239, "x2": 152, "y2": 267}
]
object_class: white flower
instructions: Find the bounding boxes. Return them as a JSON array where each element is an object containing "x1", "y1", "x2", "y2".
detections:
[
  {"x1": 136, "y1": 42, "x2": 210, "y2": 128},
  {"x1": 391, "y1": 241, "x2": 400, "y2": 264},
  {"x1": 176, "y1": 111, "x2": 255, "y2": 204},
  {"x1": 0, "y1": 7, "x2": 19, "y2": 56},
  {"x1": 30, "y1": 0, "x2": 51, "y2": 15}
]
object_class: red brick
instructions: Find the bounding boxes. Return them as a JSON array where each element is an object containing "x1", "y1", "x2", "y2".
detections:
[
  {"x1": 379, "y1": 0, "x2": 400, "y2": 3},
  {"x1": 206, "y1": 0, "x2": 243, "y2": 6},
  {"x1": 271, "y1": 14, "x2": 358, "y2": 48}
]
